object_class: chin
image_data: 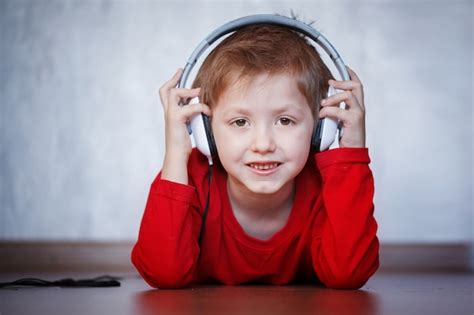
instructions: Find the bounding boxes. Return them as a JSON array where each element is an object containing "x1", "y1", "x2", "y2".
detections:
[{"x1": 244, "y1": 181, "x2": 284, "y2": 195}]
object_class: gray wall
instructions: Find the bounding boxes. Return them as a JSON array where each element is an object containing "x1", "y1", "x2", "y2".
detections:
[{"x1": 1, "y1": 0, "x2": 472, "y2": 244}]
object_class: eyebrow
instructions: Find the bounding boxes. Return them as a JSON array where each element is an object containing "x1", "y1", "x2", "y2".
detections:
[
  {"x1": 223, "y1": 104, "x2": 307, "y2": 117},
  {"x1": 272, "y1": 105, "x2": 307, "y2": 116}
]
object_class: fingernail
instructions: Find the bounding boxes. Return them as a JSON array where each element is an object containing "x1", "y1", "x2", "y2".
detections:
[{"x1": 321, "y1": 99, "x2": 327, "y2": 104}]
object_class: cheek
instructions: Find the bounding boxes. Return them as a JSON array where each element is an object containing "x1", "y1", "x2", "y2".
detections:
[
  {"x1": 280, "y1": 125, "x2": 313, "y2": 162},
  {"x1": 212, "y1": 125, "x2": 245, "y2": 160},
  {"x1": 282, "y1": 124, "x2": 313, "y2": 146}
]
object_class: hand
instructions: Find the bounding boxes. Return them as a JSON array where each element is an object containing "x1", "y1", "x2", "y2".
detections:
[
  {"x1": 159, "y1": 68, "x2": 212, "y2": 160},
  {"x1": 319, "y1": 66, "x2": 366, "y2": 149},
  {"x1": 159, "y1": 68, "x2": 211, "y2": 183}
]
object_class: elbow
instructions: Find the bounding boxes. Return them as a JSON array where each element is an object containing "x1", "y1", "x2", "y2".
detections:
[
  {"x1": 318, "y1": 233, "x2": 380, "y2": 290},
  {"x1": 321, "y1": 256, "x2": 380, "y2": 290},
  {"x1": 143, "y1": 271, "x2": 193, "y2": 289},
  {"x1": 131, "y1": 245, "x2": 195, "y2": 289}
]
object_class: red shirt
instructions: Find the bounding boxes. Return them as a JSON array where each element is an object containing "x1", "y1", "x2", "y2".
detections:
[{"x1": 132, "y1": 147, "x2": 379, "y2": 289}]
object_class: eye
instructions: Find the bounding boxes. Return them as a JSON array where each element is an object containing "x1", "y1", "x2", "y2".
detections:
[
  {"x1": 277, "y1": 117, "x2": 294, "y2": 126},
  {"x1": 231, "y1": 118, "x2": 249, "y2": 127}
]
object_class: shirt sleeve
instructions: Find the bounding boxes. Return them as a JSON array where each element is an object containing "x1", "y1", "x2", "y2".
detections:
[
  {"x1": 131, "y1": 175, "x2": 203, "y2": 289},
  {"x1": 311, "y1": 147, "x2": 380, "y2": 289}
]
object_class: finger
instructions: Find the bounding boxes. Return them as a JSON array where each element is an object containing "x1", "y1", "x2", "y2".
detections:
[
  {"x1": 168, "y1": 87, "x2": 201, "y2": 106},
  {"x1": 346, "y1": 67, "x2": 364, "y2": 108},
  {"x1": 188, "y1": 103, "x2": 212, "y2": 117},
  {"x1": 328, "y1": 79, "x2": 362, "y2": 92},
  {"x1": 321, "y1": 91, "x2": 351, "y2": 107},
  {"x1": 319, "y1": 105, "x2": 365, "y2": 130},
  {"x1": 159, "y1": 68, "x2": 183, "y2": 108},
  {"x1": 176, "y1": 102, "x2": 212, "y2": 122},
  {"x1": 318, "y1": 106, "x2": 349, "y2": 122},
  {"x1": 328, "y1": 79, "x2": 364, "y2": 112},
  {"x1": 321, "y1": 90, "x2": 364, "y2": 113}
]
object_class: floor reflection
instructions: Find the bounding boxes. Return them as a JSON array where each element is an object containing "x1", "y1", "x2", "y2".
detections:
[{"x1": 134, "y1": 285, "x2": 380, "y2": 315}]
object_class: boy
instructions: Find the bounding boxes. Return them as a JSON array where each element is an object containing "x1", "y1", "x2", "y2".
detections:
[{"x1": 132, "y1": 24, "x2": 379, "y2": 289}]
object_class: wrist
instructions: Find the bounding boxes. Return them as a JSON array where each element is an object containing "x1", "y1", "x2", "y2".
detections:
[
  {"x1": 164, "y1": 149, "x2": 190, "y2": 163},
  {"x1": 161, "y1": 151, "x2": 190, "y2": 184}
]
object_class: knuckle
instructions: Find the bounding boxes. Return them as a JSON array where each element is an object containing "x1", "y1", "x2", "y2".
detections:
[
  {"x1": 195, "y1": 104, "x2": 203, "y2": 112},
  {"x1": 341, "y1": 91, "x2": 351, "y2": 100}
]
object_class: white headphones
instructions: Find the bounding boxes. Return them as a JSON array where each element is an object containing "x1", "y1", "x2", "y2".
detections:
[{"x1": 179, "y1": 14, "x2": 349, "y2": 165}]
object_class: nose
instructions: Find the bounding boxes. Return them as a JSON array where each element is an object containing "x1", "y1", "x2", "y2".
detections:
[{"x1": 250, "y1": 125, "x2": 276, "y2": 153}]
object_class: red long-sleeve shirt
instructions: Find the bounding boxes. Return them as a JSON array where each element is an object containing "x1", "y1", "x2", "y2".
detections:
[{"x1": 131, "y1": 147, "x2": 379, "y2": 289}]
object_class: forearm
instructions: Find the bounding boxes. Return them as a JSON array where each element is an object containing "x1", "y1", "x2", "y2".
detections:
[
  {"x1": 312, "y1": 148, "x2": 379, "y2": 289},
  {"x1": 131, "y1": 178, "x2": 201, "y2": 288},
  {"x1": 161, "y1": 151, "x2": 189, "y2": 185}
]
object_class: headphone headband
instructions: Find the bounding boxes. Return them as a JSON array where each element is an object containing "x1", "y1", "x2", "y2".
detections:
[{"x1": 178, "y1": 14, "x2": 350, "y2": 89}]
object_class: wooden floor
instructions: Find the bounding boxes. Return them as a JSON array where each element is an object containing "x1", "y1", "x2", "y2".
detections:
[{"x1": 0, "y1": 270, "x2": 472, "y2": 315}]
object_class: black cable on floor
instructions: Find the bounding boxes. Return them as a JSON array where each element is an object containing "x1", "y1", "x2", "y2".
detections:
[{"x1": 0, "y1": 275, "x2": 121, "y2": 288}]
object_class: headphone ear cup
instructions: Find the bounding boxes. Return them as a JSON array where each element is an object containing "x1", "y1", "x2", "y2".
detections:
[
  {"x1": 313, "y1": 85, "x2": 343, "y2": 152},
  {"x1": 188, "y1": 97, "x2": 216, "y2": 164},
  {"x1": 202, "y1": 114, "x2": 218, "y2": 160}
]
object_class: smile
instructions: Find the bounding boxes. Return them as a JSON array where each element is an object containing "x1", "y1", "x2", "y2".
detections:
[
  {"x1": 246, "y1": 162, "x2": 282, "y2": 175},
  {"x1": 248, "y1": 162, "x2": 280, "y2": 170}
]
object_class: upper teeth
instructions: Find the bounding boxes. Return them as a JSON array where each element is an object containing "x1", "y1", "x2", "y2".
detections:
[{"x1": 250, "y1": 163, "x2": 279, "y2": 170}]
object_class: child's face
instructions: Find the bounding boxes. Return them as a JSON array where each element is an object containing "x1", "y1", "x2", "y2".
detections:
[{"x1": 211, "y1": 73, "x2": 314, "y2": 196}]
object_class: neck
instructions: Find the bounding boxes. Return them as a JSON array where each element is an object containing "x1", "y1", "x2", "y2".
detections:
[{"x1": 227, "y1": 178, "x2": 295, "y2": 221}]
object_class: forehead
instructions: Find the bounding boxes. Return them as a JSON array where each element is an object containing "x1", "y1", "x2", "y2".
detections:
[{"x1": 215, "y1": 73, "x2": 310, "y2": 114}]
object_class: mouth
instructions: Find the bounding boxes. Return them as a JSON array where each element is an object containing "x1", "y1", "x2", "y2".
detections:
[{"x1": 246, "y1": 162, "x2": 282, "y2": 172}]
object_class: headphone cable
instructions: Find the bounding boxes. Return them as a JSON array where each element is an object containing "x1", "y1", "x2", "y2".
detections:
[{"x1": 198, "y1": 164, "x2": 213, "y2": 246}]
